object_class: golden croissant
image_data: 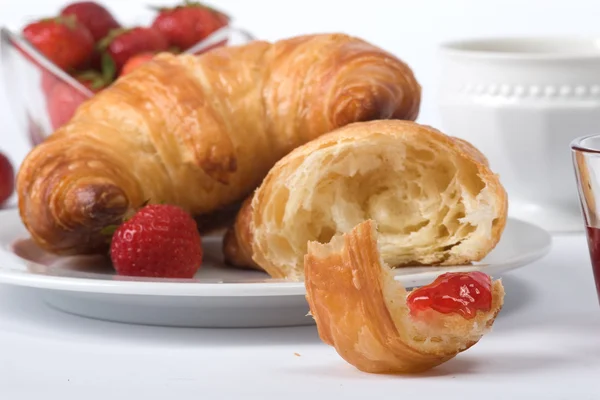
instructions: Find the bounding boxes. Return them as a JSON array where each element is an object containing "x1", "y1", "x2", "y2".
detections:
[
  {"x1": 305, "y1": 219, "x2": 505, "y2": 374},
  {"x1": 223, "y1": 120, "x2": 508, "y2": 280},
  {"x1": 16, "y1": 33, "x2": 421, "y2": 255}
]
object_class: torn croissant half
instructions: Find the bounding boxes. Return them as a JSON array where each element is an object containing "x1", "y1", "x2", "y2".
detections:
[
  {"x1": 224, "y1": 119, "x2": 508, "y2": 280},
  {"x1": 305, "y1": 220, "x2": 505, "y2": 374}
]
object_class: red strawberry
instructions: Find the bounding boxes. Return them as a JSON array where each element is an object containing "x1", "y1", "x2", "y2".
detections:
[
  {"x1": 22, "y1": 15, "x2": 94, "y2": 71},
  {"x1": 99, "y1": 27, "x2": 168, "y2": 73},
  {"x1": 151, "y1": 1, "x2": 229, "y2": 51},
  {"x1": 0, "y1": 152, "x2": 15, "y2": 206},
  {"x1": 60, "y1": 1, "x2": 121, "y2": 42},
  {"x1": 46, "y1": 72, "x2": 106, "y2": 130},
  {"x1": 109, "y1": 204, "x2": 203, "y2": 278},
  {"x1": 120, "y1": 53, "x2": 155, "y2": 76}
]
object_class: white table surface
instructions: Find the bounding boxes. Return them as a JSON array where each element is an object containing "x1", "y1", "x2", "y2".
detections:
[{"x1": 0, "y1": 231, "x2": 598, "y2": 400}]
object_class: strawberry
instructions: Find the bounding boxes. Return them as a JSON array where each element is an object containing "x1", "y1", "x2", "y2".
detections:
[
  {"x1": 151, "y1": 1, "x2": 229, "y2": 51},
  {"x1": 120, "y1": 53, "x2": 155, "y2": 76},
  {"x1": 0, "y1": 152, "x2": 14, "y2": 206},
  {"x1": 46, "y1": 72, "x2": 107, "y2": 130},
  {"x1": 98, "y1": 27, "x2": 168, "y2": 73},
  {"x1": 60, "y1": 1, "x2": 121, "y2": 42},
  {"x1": 109, "y1": 204, "x2": 203, "y2": 278},
  {"x1": 22, "y1": 15, "x2": 94, "y2": 71}
]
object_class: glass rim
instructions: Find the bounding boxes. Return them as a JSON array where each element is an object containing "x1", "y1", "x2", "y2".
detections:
[{"x1": 571, "y1": 134, "x2": 600, "y2": 154}]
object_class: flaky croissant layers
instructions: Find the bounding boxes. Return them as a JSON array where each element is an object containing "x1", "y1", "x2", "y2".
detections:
[
  {"x1": 224, "y1": 121, "x2": 508, "y2": 280},
  {"x1": 224, "y1": 120, "x2": 508, "y2": 280},
  {"x1": 17, "y1": 33, "x2": 421, "y2": 255}
]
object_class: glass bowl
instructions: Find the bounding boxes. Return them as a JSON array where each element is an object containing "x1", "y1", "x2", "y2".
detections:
[{"x1": 0, "y1": 24, "x2": 255, "y2": 147}]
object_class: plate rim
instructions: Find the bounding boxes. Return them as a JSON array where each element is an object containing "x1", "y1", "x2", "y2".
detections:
[{"x1": 0, "y1": 209, "x2": 552, "y2": 297}]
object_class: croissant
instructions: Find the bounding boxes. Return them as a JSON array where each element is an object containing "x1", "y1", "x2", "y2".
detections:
[
  {"x1": 16, "y1": 33, "x2": 421, "y2": 255},
  {"x1": 305, "y1": 219, "x2": 505, "y2": 374},
  {"x1": 223, "y1": 120, "x2": 508, "y2": 280}
]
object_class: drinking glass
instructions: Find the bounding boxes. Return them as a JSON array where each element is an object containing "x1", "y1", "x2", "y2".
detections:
[{"x1": 571, "y1": 134, "x2": 600, "y2": 301}]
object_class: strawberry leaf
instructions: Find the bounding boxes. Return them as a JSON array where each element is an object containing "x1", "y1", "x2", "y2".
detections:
[
  {"x1": 100, "y1": 201, "x2": 151, "y2": 239},
  {"x1": 147, "y1": 5, "x2": 168, "y2": 12},
  {"x1": 89, "y1": 77, "x2": 106, "y2": 90},
  {"x1": 76, "y1": 70, "x2": 107, "y2": 90},
  {"x1": 119, "y1": 199, "x2": 150, "y2": 221},
  {"x1": 185, "y1": 1, "x2": 231, "y2": 20},
  {"x1": 101, "y1": 224, "x2": 119, "y2": 236},
  {"x1": 97, "y1": 28, "x2": 129, "y2": 51},
  {"x1": 150, "y1": 1, "x2": 230, "y2": 19},
  {"x1": 122, "y1": 209, "x2": 137, "y2": 221},
  {"x1": 59, "y1": 15, "x2": 79, "y2": 30},
  {"x1": 101, "y1": 53, "x2": 117, "y2": 83},
  {"x1": 41, "y1": 15, "x2": 79, "y2": 30},
  {"x1": 76, "y1": 70, "x2": 100, "y2": 80}
]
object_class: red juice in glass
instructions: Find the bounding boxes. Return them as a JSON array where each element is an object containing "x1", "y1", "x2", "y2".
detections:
[
  {"x1": 571, "y1": 134, "x2": 600, "y2": 303},
  {"x1": 585, "y1": 226, "x2": 600, "y2": 300}
]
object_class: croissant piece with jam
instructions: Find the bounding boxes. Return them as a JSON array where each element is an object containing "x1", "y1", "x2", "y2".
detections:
[{"x1": 304, "y1": 219, "x2": 505, "y2": 374}]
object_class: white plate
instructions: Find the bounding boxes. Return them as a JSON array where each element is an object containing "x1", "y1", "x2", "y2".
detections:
[{"x1": 0, "y1": 209, "x2": 552, "y2": 327}]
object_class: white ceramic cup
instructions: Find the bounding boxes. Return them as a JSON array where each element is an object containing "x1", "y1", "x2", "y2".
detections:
[{"x1": 438, "y1": 37, "x2": 600, "y2": 233}]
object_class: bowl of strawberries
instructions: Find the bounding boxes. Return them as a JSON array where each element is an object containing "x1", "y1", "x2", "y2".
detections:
[{"x1": 0, "y1": 1, "x2": 254, "y2": 147}]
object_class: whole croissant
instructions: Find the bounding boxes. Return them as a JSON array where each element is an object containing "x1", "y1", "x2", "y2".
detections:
[{"x1": 17, "y1": 33, "x2": 421, "y2": 255}]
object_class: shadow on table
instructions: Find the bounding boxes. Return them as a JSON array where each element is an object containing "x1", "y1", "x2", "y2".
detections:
[
  {"x1": 286, "y1": 353, "x2": 566, "y2": 379},
  {"x1": 419, "y1": 351, "x2": 593, "y2": 377},
  {"x1": 282, "y1": 350, "x2": 593, "y2": 379},
  {"x1": 0, "y1": 285, "x2": 321, "y2": 347},
  {"x1": 284, "y1": 345, "x2": 600, "y2": 379},
  {"x1": 494, "y1": 275, "x2": 535, "y2": 317},
  {"x1": 494, "y1": 272, "x2": 600, "y2": 331}
]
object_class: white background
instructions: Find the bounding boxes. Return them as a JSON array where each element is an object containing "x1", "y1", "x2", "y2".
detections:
[{"x1": 0, "y1": 0, "x2": 599, "y2": 169}]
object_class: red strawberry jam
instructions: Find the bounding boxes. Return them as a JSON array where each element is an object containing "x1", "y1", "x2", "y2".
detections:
[{"x1": 407, "y1": 272, "x2": 492, "y2": 319}]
